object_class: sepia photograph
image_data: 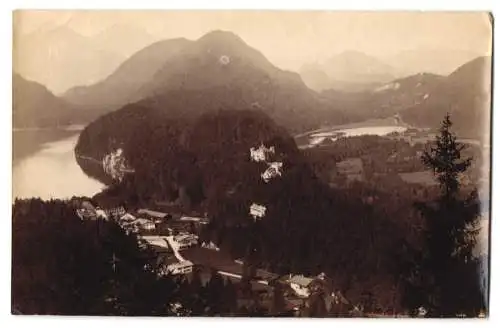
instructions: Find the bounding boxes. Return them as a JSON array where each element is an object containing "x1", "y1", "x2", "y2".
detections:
[{"x1": 11, "y1": 10, "x2": 492, "y2": 318}]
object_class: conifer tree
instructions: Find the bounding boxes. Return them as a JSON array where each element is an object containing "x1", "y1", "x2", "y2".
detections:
[{"x1": 404, "y1": 113, "x2": 485, "y2": 317}]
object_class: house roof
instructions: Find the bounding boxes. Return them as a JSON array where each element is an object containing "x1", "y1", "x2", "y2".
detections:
[
  {"x1": 179, "y1": 216, "x2": 205, "y2": 222},
  {"x1": 143, "y1": 237, "x2": 169, "y2": 249},
  {"x1": 138, "y1": 209, "x2": 168, "y2": 218},
  {"x1": 120, "y1": 213, "x2": 136, "y2": 221},
  {"x1": 81, "y1": 200, "x2": 95, "y2": 210},
  {"x1": 132, "y1": 218, "x2": 154, "y2": 225},
  {"x1": 174, "y1": 234, "x2": 198, "y2": 242},
  {"x1": 289, "y1": 275, "x2": 314, "y2": 287},
  {"x1": 167, "y1": 260, "x2": 194, "y2": 269}
]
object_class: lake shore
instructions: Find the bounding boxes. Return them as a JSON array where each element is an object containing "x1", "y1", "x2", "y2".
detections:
[
  {"x1": 12, "y1": 132, "x2": 104, "y2": 201},
  {"x1": 13, "y1": 129, "x2": 83, "y2": 165}
]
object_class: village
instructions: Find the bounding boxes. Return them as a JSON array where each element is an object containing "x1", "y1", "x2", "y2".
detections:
[
  {"x1": 74, "y1": 198, "x2": 367, "y2": 316},
  {"x1": 69, "y1": 143, "x2": 450, "y2": 317}
]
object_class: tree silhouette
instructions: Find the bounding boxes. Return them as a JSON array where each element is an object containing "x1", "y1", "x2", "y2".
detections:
[
  {"x1": 305, "y1": 291, "x2": 328, "y2": 317},
  {"x1": 270, "y1": 283, "x2": 286, "y2": 315},
  {"x1": 403, "y1": 113, "x2": 485, "y2": 317},
  {"x1": 11, "y1": 198, "x2": 182, "y2": 316},
  {"x1": 205, "y1": 269, "x2": 225, "y2": 314}
]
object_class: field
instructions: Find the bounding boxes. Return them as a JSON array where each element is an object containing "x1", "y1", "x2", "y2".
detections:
[{"x1": 398, "y1": 171, "x2": 437, "y2": 186}]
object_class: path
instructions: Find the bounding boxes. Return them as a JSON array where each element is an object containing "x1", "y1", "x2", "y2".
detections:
[
  {"x1": 165, "y1": 236, "x2": 186, "y2": 262},
  {"x1": 76, "y1": 154, "x2": 101, "y2": 164}
]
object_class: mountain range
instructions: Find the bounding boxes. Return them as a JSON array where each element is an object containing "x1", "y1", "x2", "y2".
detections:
[
  {"x1": 62, "y1": 30, "x2": 351, "y2": 133},
  {"x1": 13, "y1": 29, "x2": 491, "y2": 139}
]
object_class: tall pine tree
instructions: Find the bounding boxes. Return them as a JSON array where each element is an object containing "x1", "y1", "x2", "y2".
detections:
[{"x1": 404, "y1": 113, "x2": 485, "y2": 317}]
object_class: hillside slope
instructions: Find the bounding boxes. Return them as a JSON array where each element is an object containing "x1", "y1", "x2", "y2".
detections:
[
  {"x1": 63, "y1": 38, "x2": 192, "y2": 110},
  {"x1": 13, "y1": 73, "x2": 76, "y2": 128},
  {"x1": 400, "y1": 56, "x2": 492, "y2": 140}
]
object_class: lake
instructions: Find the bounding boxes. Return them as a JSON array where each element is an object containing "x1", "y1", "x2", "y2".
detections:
[
  {"x1": 299, "y1": 125, "x2": 408, "y2": 148},
  {"x1": 12, "y1": 131, "x2": 105, "y2": 201}
]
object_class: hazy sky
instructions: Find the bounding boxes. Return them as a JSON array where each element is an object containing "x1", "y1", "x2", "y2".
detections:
[{"x1": 14, "y1": 10, "x2": 492, "y2": 71}]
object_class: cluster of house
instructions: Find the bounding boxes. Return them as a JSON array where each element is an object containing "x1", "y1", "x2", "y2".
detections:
[
  {"x1": 74, "y1": 199, "x2": 362, "y2": 316},
  {"x1": 75, "y1": 199, "x2": 209, "y2": 276},
  {"x1": 118, "y1": 209, "x2": 171, "y2": 233},
  {"x1": 224, "y1": 268, "x2": 359, "y2": 316},
  {"x1": 138, "y1": 235, "x2": 195, "y2": 275},
  {"x1": 76, "y1": 201, "x2": 121, "y2": 221},
  {"x1": 279, "y1": 273, "x2": 358, "y2": 314},
  {"x1": 120, "y1": 210, "x2": 205, "y2": 276},
  {"x1": 250, "y1": 143, "x2": 283, "y2": 183}
]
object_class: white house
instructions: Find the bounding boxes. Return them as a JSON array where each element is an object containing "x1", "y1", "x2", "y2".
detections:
[
  {"x1": 201, "y1": 241, "x2": 220, "y2": 251},
  {"x1": 138, "y1": 209, "x2": 169, "y2": 220},
  {"x1": 288, "y1": 274, "x2": 314, "y2": 298},
  {"x1": 250, "y1": 144, "x2": 275, "y2": 162},
  {"x1": 76, "y1": 209, "x2": 97, "y2": 220},
  {"x1": 106, "y1": 206, "x2": 126, "y2": 218},
  {"x1": 166, "y1": 260, "x2": 194, "y2": 275},
  {"x1": 140, "y1": 236, "x2": 170, "y2": 250},
  {"x1": 142, "y1": 221, "x2": 156, "y2": 231},
  {"x1": 249, "y1": 203, "x2": 266, "y2": 219},
  {"x1": 174, "y1": 234, "x2": 198, "y2": 250},
  {"x1": 261, "y1": 162, "x2": 283, "y2": 182},
  {"x1": 119, "y1": 213, "x2": 136, "y2": 222},
  {"x1": 131, "y1": 218, "x2": 156, "y2": 231}
]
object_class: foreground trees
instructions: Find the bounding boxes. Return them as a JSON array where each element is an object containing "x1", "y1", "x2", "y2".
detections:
[
  {"x1": 401, "y1": 114, "x2": 487, "y2": 317},
  {"x1": 11, "y1": 198, "x2": 179, "y2": 315}
]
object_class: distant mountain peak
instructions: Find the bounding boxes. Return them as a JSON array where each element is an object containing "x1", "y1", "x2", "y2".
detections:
[
  {"x1": 302, "y1": 50, "x2": 398, "y2": 91},
  {"x1": 195, "y1": 30, "x2": 256, "y2": 59},
  {"x1": 198, "y1": 30, "x2": 246, "y2": 45}
]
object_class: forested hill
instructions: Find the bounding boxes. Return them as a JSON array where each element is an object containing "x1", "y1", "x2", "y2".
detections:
[{"x1": 75, "y1": 106, "x2": 300, "y2": 203}]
